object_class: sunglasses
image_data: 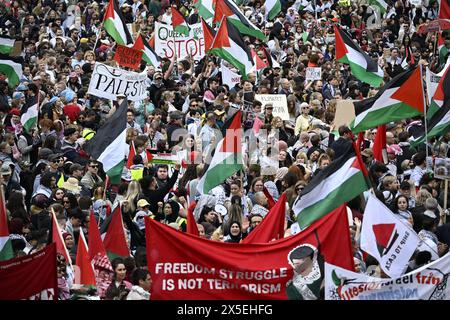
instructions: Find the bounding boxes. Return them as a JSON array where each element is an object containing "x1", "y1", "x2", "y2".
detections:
[
  {"x1": 190, "y1": 104, "x2": 198, "y2": 107},
  {"x1": 90, "y1": 165, "x2": 99, "y2": 168}
]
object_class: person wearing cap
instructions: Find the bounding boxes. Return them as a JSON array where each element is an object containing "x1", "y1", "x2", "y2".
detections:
[{"x1": 398, "y1": 180, "x2": 416, "y2": 208}]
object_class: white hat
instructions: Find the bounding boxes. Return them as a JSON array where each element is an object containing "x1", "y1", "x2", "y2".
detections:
[{"x1": 100, "y1": 39, "x2": 111, "y2": 46}]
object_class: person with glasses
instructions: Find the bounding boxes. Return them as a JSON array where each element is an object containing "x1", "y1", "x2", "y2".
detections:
[
  {"x1": 294, "y1": 102, "x2": 314, "y2": 136},
  {"x1": 81, "y1": 160, "x2": 103, "y2": 192}
]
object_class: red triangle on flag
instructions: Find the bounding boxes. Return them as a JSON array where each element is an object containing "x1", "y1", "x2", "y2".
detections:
[
  {"x1": 391, "y1": 67, "x2": 425, "y2": 113},
  {"x1": 88, "y1": 211, "x2": 108, "y2": 261},
  {"x1": 211, "y1": 18, "x2": 231, "y2": 49},
  {"x1": 103, "y1": 206, "x2": 130, "y2": 259},
  {"x1": 133, "y1": 34, "x2": 144, "y2": 51},
  {"x1": 372, "y1": 223, "x2": 396, "y2": 248},
  {"x1": 201, "y1": 18, "x2": 215, "y2": 52},
  {"x1": 76, "y1": 231, "x2": 96, "y2": 286},
  {"x1": 220, "y1": 111, "x2": 241, "y2": 153},
  {"x1": 186, "y1": 202, "x2": 199, "y2": 236},
  {"x1": 148, "y1": 34, "x2": 155, "y2": 49},
  {"x1": 171, "y1": 6, "x2": 186, "y2": 28},
  {"x1": 103, "y1": 0, "x2": 115, "y2": 22},
  {"x1": 334, "y1": 26, "x2": 349, "y2": 60},
  {"x1": 50, "y1": 208, "x2": 72, "y2": 265},
  {"x1": 126, "y1": 141, "x2": 136, "y2": 169},
  {"x1": 213, "y1": 0, "x2": 234, "y2": 24},
  {"x1": 373, "y1": 125, "x2": 387, "y2": 164},
  {"x1": 251, "y1": 48, "x2": 268, "y2": 71}
]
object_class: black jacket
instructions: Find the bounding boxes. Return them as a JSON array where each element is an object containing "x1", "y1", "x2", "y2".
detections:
[{"x1": 142, "y1": 170, "x2": 180, "y2": 215}]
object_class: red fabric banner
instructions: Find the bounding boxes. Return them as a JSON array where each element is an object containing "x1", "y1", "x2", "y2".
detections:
[
  {"x1": 0, "y1": 244, "x2": 57, "y2": 300},
  {"x1": 114, "y1": 44, "x2": 143, "y2": 70},
  {"x1": 145, "y1": 205, "x2": 354, "y2": 300}
]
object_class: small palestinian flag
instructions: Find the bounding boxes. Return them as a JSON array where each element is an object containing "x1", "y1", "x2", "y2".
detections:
[
  {"x1": 293, "y1": 144, "x2": 370, "y2": 230},
  {"x1": 334, "y1": 25, "x2": 384, "y2": 87},
  {"x1": 213, "y1": 0, "x2": 266, "y2": 41},
  {"x1": 264, "y1": 0, "x2": 282, "y2": 21},
  {"x1": 75, "y1": 231, "x2": 96, "y2": 287},
  {"x1": 210, "y1": 18, "x2": 254, "y2": 79},
  {"x1": 0, "y1": 36, "x2": 15, "y2": 55},
  {"x1": 88, "y1": 211, "x2": 113, "y2": 271},
  {"x1": 85, "y1": 99, "x2": 128, "y2": 184},
  {"x1": 172, "y1": 6, "x2": 190, "y2": 36},
  {"x1": 201, "y1": 18, "x2": 215, "y2": 52},
  {"x1": 250, "y1": 48, "x2": 268, "y2": 72},
  {"x1": 438, "y1": 0, "x2": 450, "y2": 19},
  {"x1": 0, "y1": 187, "x2": 13, "y2": 262},
  {"x1": 193, "y1": 0, "x2": 214, "y2": 20},
  {"x1": 126, "y1": 140, "x2": 136, "y2": 169},
  {"x1": 0, "y1": 54, "x2": 22, "y2": 87},
  {"x1": 368, "y1": 0, "x2": 388, "y2": 14},
  {"x1": 100, "y1": 204, "x2": 130, "y2": 260},
  {"x1": 133, "y1": 34, "x2": 161, "y2": 68},
  {"x1": 20, "y1": 94, "x2": 39, "y2": 134},
  {"x1": 350, "y1": 66, "x2": 425, "y2": 133},
  {"x1": 373, "y1": 125, "x2": 388, "y2": 164},
  {"x1": 103, "y1": 0, "x2": 133, "y2": 45}
]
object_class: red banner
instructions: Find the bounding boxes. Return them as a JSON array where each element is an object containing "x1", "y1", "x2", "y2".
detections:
[
  {"x1": 0, "y1": 244, "x2": 57, "y2": 300},
  {"x1": 145, "y1": 205, "x2": 354, "y2": 300},
  {"x1": 114, "y1": 44, "x2": 143, "y2": 70}
]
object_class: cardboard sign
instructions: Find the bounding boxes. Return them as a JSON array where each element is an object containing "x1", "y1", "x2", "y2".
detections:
[
  {"x1": 155, "y1": 22, "x2": 205, "y2": 62},
  {"x1": 88, "y1": 62, "x2": 148, "y2": 101},
  {"x1": 255, "y1": 94, "x2": 289, "y2": 120},
  {"x1": 114, "y1": 44, "x2": 143, "y2": 70},
  {"x1": 306, "y1": 67, "x2": 322, "y2": 81},
  {"x1": 333, "y1": 100, "x2": 356, "y2": 130},
  {"x1": 434, "y1": 158, "x2": 450, "y2": 180}
]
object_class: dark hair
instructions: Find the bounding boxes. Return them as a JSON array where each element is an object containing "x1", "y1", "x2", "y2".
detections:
[
  {"x1": 198, "y1": 206, "x2": 213, "y2": 223},
  {"x1": 391, "y1": 195, "x2": 409, "y2": 213},
  {"x1": 413, "y1": 152, "x2": 426, "y2": 166},
  {"x1": 131, "y1": 268, "x2": 149, "y2": 286},
  {"x1": 40, "y1": 172, "x2": 55, "y2": 188},
  {"x1": 338, "y1": 125, "x2": 351, "y2": 136},
  {"x1": 111, "y1": 257, "x2": 125, "y2": 273},
  {"x1": 63, "y1": 193, "x2": 79, "y2": 209}
]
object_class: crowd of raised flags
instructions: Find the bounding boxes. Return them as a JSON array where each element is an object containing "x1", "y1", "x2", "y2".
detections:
[{"x1": 0, "y1": 0, "x2": 449, "y2": 301}]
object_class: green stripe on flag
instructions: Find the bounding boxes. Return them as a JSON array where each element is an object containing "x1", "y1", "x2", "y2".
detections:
[
  {"x1": 297, "y1": 171, "x2": 367, "y2": 229},
  {"x1": 0, "y1": 61, "x2": 21, "y2": 87},
  {"x1": 338, "y1": 55, "x2": 384, "y2": 88},
  {"x1": 0, "y1": 45, "x2": 13, "y2": 55},
  {"x1": 228, "y1": 18, "x2": 266, "y2": 41},
  {"x1": 210, "y1": 48, "x2": 248, "y2": 79},
  {"x1": 0, "y1": 237, "x2": 14, "y2": 261},
  {"x1": 106, "y1": 159, "x2": 124, "y2": 185},
  {"x1": 104, "y1": 19, "x2": 127, "y2": 45},
  {"x1": 202, "y1": 154, "x2": 243, "y2": 194}
]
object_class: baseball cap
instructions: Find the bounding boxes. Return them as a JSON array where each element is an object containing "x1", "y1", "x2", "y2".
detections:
[
  {"x1": 137, "y1": 199, "x2": 151, "y2": 208},
  {"x1": 12, "y1": 92, "x2": 25, "y2": 100}
]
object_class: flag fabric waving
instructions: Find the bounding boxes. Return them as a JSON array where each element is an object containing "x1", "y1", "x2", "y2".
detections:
[
  {"x1": 373, "y1": 125, "x2": 388, "y2": 164},
  {"x1": 293, "y1": 144, "x2": 370, "y2": 230},
  {"x1": 186, "y1": 205, "x2": 199, "y2": 236},
  {"x1": 350, "y1": 66, "x2": 425, "y2": 133},
  {"x1": 0, "y1": 187, "x2": 13, "y2": 262},
  {"x1": 172, "y1": 6, "x2": 190, "y2": 36},
  {"x1": 20, "y1": 94, "x2": 39, "y2": 134},
  {"x1": 411, "y1": 100, "x2": 450, "y2": 147},
  {"x1": 85, "y1": 99, "x2": 128, "y2": 184},
  {"x1": 75, "y1": 231, "x2": 96, "y2": 287},
  {"x1": 368, "y1": 0, "x2": 388, "y2": 14},
  {"x1": 49, "y1": 207, "x2": 72, "y2": 265},
  {"x1": 438, "y1": 33, "x2": 448, "y2": 67},
  {"x1": 213, "y1": 0, "x2": 266, "y2": 40},
  {"x1": 197, "y1": 111, "x2": 243, "y2": 194},
  {"x1": 194, "y1": 0, "x2": 214, "y2": 20},
  {"x1": 145, "y1": 204, "x2": 354, "y2": 300},
  {"x1": 0, "y1": 54, "x2": 23, "y2": 87},
  {"x1": 264, "y1": 0, "x2": 282, "y2": 21},
  {"x1": 401, "y1": 45, "x2": 415, "y2": 70},
  {"x1": 103, "y1": 0, "x2": 133, "y2": 45},
  {"x1": 100, "y1": 204, "x2": 130, "y2": 260},
  {"x1": 242, "y1": 193, "x2": 286, "y2": 244},
  {"x1": 0, "y1": 36, "x2": 15, "y2": 55},
  {"x1": 88, "y1": 211, "x2": 112, "y2": 270},
  {"x1": 334, "y1": 25, "x2": 384, "y2": 87},
  {"x1": 210, "y1": 18, "x2": 254, "y2": 78},
  {"x1": 360, "y1": 194, "x2": 421, "y2": 278},
  {"x1": 126, "y1": 140, "x2": 136, "y2": 169},
  {"x1": 201, "y1": 18, "x2": 216, "y2": 52},
  {"x1": 427, "y1": 58, "x2": 449, "y2": 119},
  {"x1": 133, "y1": 34, "x2": 161, "y2": 68}
]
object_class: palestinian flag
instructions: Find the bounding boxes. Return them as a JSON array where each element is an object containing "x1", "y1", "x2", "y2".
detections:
[
  {"x1": 334, "y1": 26, "x2": 384, "y2": 87},
  {"x1": 0, "y1": 36, "x2": 15, "y2": 55},
  {"x1": 213, "y1": 0, "x2": 266, "y2": 41},
  {"x1": 49, "y1": 208, "x2": 72, "y2": 265},
  {"x1": 100, "y1": 204, "x2": 130, "y2": 260},
  {"x1": 20, "y1": 95, "x2": 39, "y2": 134},
  {"x1": 133, "y1": 34, "x2": 161, "y2": 68},
  {"x1": 201, "y1": 18, "x2": 215, "y2": 52},
  {"x1": 250, "y1": 48, "x2": 268, "y2": 72},
  {"x1": 88, "y1": 211, "x2": 113, "y2": 271},
  {"x1": 194, "y1": 0, "x2": 214, "y2": 20},
  {"x1": 438, "y1": 33, "x2": 448, "y2": 67},
  {"x1": 103, "y1": 0, "x2": 133, "y2": 45},
  {"x1": 411, "y1": 100, "x2": 450, "y2": 147},
  {"x1": 0, "y1": 188, "x2": 13, "y2": 262},
  {"x1": 373, "y1": 125, "x2": 388, "y2": 164},
  {"x1": 400, "y1": 45, "x2": 415, "y2": 70},
  {"x1": 427, "y1": 58, "x2": 449, "y2": 118},
  {"x1": 210, "y1": 18, "x2": 254, "y2": 78},
  {"x1": 172, "y1": 6, "x2": 190, "y2": 36},
  {"x1": 0, "y1": 54, "x2": 22, "y2": 87},
  {"x1": 75, "y1": 231, "x2": 96, "y2": 287},
  {"x1": 85, "y1": 99, "x2": 128, "y2": 184},
  {"x1": 368, "y1": 0, "x2": 388, "y2": 14},
  {"x1": 293, "y1": 144, "x2": 370, "y2": 230},
  {"x1": 438, "y1": 0, "x2": 450, "y2": 19},
  {"x1": 264, "y1": 0, "x2": 282, "y2": 21},
  {"x1": 350, "y1": 66, "x2": 425, "y2": 133},
  {"x1": 126, "y1": 140, "x2": 136, "y2": 169},
  {"x1": 197, "y1": 111, "x2": 243, "y2": 194}
]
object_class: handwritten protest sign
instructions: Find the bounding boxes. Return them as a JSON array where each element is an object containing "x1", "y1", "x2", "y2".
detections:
[
  {"x1": 114, "y1": 45, "x2": 143, "y2": 70},
  {"x1": 306, "y1": 67, "x2": 322, "y2": 81},
  {"x1": 255, "y1": 94, "x2": 289, "y2": 120}
]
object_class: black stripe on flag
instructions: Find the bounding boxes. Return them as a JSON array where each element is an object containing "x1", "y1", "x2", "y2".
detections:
[{"x1": 225, "y1": 19, "x2": 253, "y2": 64}]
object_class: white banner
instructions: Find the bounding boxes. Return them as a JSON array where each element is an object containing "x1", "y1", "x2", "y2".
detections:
[
  {"x1": 87, "y1": 62, "x2": 148, "y2": 102},
  {"x1": 221, "y1": 62, "x2": 241, "y2": 89},
  {"x1": 306, "y1": 67, "x2": 322, "y2": 81},
  {"x1": 325, "y1": 253, "x2": 450, "y2": 300},
  {"x1": 255, "y1": 94, "x2": 289, "y2": 120},
  {"x1": 360, "y1": 194, "x2": 421, "y2": 278},
  {"x1": 154, "y1": 22, "x2": 205, "y2": 62}
]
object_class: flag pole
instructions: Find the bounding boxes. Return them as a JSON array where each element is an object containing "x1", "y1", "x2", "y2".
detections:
[{"x1": 420, "y1": 64, "x2": 430, "y2": 166}]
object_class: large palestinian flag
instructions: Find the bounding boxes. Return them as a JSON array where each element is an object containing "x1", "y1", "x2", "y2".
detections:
[
  {"x1": 197, "y1": 111, "x2": 243, "y2": 195},
  {"x1": 438, "y1": 0, "x2": 450, "y2": 19},
  {"x1": 334, "y1": 26, "x2": 384, "y2": 87},
  {"x1": 0, "y1": 188, "x2": 13, "y2": 262},
  {"x1": 0, "y1": 54, "x2": 22, "y2": 87},
  {"x1": 350, "y1": 66, "x2": 425, "y2": 133},
  {"x1": 85, "y1": 99, "x2": 128, "y2": 184},
  {"x1": 293, "y1": 144, "x2": 370, "y2": 230},
  {"x1": 133, "y1": 34, "x2": 161, "y2": 68},
  {"x1": 100, "y1": 205, "x2": 130, "y2": 260},
  {"x1": 172, "y1": 6, "x2": 190, "y2": 36},
  {"x1": 103, "y1": 0, "x2": 133, "y2": 45},
  {"x1": 210, "y1": 18, "x2": 254, "y2": 78},
  {"x1": 194, "y1": 0, "x2": 214, "y2": 20},
  {"x1": 0, "y1": 36, "x2": 15, "y2": 55},
  {"x1": 201, "y1": 18, "x2": 216, "y2": 52},
  {"x1": 21, "y1": 95, "x2": 39, "y2": 134},
  {"x1": 213, "y1": 0, "x2": 266, "y2": 40}
]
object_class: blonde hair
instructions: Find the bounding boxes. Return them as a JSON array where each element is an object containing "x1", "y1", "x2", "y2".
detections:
[
  {"x1": 210, "y1": 227, "x2": 224, "y2": 241},
  {"x1": 415, "y1": 189, "x2": 432, "y2": 207},
  {"x1": 125, "y1": 181, "x2": 142, "y2": 212}
]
